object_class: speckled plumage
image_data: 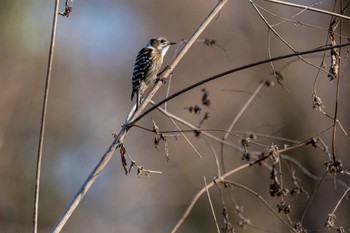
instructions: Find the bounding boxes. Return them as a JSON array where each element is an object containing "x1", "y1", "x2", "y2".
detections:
[{"x1": 131, "y1": 37, "x2": 175, "y2": 109}]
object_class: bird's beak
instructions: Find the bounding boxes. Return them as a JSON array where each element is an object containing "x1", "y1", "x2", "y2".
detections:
[{"x1": 169, "y1": 42, "x2": 176, "y2": 46}]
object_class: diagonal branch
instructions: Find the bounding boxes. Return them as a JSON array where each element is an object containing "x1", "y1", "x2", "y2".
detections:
[
  {"x1": 221, "y1": 80, "x2": 267, "y2": 173},
  {"x1": 50, "y1": 1, "x2": 229, "y2": 232},
  {"x1": 170, "y1": 163, "x2": 251, "y2": 233},
  {"x1": 168, "y1": 116, "x2": 203, "y2": 159},
  {"x1": 223, "y1": 80, "x2": 267, "y2": 140},
  {"x1": 263, "y1": 0, "x2": 350, "y2": 20},
  {"x1": 171, "y1": 156, "x2": 293, "y2": 232},
  {"x1": 251, "y1": 0, "x2": 332, "y2": 79}
]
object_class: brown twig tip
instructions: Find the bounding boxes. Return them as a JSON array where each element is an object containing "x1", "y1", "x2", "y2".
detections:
[
  {"x1": 201, "y1": 88, "x2": 211, "y2": 106},
  {"x1": 151, "y1": 118, "x2": 159, "y2": 134},
  {"x1": 312, "y1": 93, "x2": 325, "y2": 111},
  {"x1": 324, "y1": 159, "x2": 344, "y2": 174},
  {"x1": 263, "y1": 80, "x2": 275, "y2": 87},
  {"x1": 185, "y1": 105, "x2": 201, "y2": 114},
  {"x1": 325, "y1": 213, "x2": 336, "y2": 229},
  {"x1": 290, "y1": 170, "x2": 308, "y2": 199},
  {"x1": 268, "y1": 144, "x2": 280, "y2": 164},
  {"x1": 292, "y1": 222, "x2": 307, "y2": 233},
  {"x1": 59, "y1": 0, "x2": 74, "y2": 17},
  {"x1": 151, "y1": 119, "x2": 171, "y2": 161},
  {"x1": 119, "y1": 143, "x2": 128, "y2": 175},
  {"x1": 119, "y1": 142, "x2": 162, "y2": 176},
  {"x1": 272, "y1": 71, "x2": 290, "y2": 92},
  {"x1": 328, "y1": 18, "x2": 340, "y2": 81},
  {"x1": 277, "y1": 201, "x2": 291, "y2": 214},
  {"x1": 203, "y1": 38, "x2": 217, "y2": 47}
]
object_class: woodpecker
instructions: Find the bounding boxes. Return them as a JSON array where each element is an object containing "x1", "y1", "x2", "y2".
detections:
[{"x1": 131, "y1": 37, "x2": 176, "y2": 109}]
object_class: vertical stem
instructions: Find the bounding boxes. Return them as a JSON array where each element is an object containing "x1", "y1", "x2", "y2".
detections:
[
  {"x1": 331, "y1": 1, "x2": 344, "y2": 163},
  {"x1": 33, "y1": 1, "x2": 60, "y2": 233}
]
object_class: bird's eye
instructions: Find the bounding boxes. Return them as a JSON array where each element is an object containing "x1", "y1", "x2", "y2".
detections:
[{"x1": 161, "y1": 39, "x2": 166, "y2": 43}]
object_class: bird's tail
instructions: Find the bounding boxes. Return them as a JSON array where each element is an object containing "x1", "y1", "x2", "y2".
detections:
[{"x1": 131, "y1": 90, "x2": 141, "y2": 110}]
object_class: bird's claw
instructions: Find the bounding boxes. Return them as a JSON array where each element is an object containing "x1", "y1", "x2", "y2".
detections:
[
  {"x1": 156, "y1": 76, "x2": 167, "y2": 84},
  {"x1": 157, "y1": 65, "x2": 173, "y2": 84},
  {"x1": 158, "y1": 65, "x2": 172, "y2": 76}
]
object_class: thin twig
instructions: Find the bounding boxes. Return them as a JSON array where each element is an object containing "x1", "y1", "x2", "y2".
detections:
[
  {"x1": 251, "y1": 0, "x2": 332, "y2": 80},
  {"x1": 234, "y1": 131, "x2": 300, "y2": 144},
  {"x1": 171, "y1": 163, "x2": 251, "y2": 233},
  {"x1": 301, "y1": 171, "x2": 328, "y2": 224},
  {"x1": 168, "y1": 116, "x2": 203, "y2": 159},
  {"x1": 204, "y1": 176, "x2": 220, "y2": 233},
  {"x1": 171, "y1": 154, "x2": 294, "y2": 233},
  {"x1": 154, "y1": 104, "x2": 346, "y2": 160},
  {"x1": 331, "y1": 188, "x2": 350, "y2": 214},
  {"x1": 164, "y1": 40, "x2": 186, "y2": 110},
  {"x1": 221, "y1": 80, "x2": 267, "y2": 172},
  {"x1": 331, "y1": 4, "x2": 346, "y2": 164},
  {"x1": 277, "y1": 154, "x2": 293, "y2": 224},
  {"x1": 50, "y1": 1, "x2": 229, "y2": 232},
  {"x1": 223, "y1": 180, "x2": 292, "y2": 229},
  {"x1": 312, "y1": 1, "x2": 337, "y2": 101},
  {"x1": 33, "y1": 1, "x2": 60, "y2": 233},
  {"x1": 134, "y1": 123, "x2": 301, "y2": 146},
  {"x1": 223, "y1": 80, "x2": 267, "y2": 140},
  {"x1": 153, "y1": 105, "x2": 242, "y2": 151},
  {"x1": 202, "y1": 137, "x2": 221, "y2": 177},
  {"x1": 255, "y1": 1, "x2": 349, "y2": 39},
  {"x1": 269, "y1": 1, "x2": 317, "y2": 27},
  {"x1": 281, "y1": 155, "x2": 322, "y2": 181},
  {"x1": 215, "y1": 182, "x2": 233, "y2": 232},
  {"x1": 263, "y1": 0, "x2": 350, "y2": 20}
]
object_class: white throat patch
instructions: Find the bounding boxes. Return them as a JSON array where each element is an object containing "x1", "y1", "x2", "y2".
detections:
[{"x1": 161, "y1": 45, "x2": 170, "y2": 57}]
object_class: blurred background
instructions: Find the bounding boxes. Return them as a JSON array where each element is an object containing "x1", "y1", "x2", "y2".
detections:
[{"x1": 0, "y1": 0, "x2": 350, "y2": 232}]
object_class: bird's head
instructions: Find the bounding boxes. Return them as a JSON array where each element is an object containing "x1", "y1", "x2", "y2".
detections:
[{"x1": 147, "y1": 37, "x2": 176, "y2": 56}]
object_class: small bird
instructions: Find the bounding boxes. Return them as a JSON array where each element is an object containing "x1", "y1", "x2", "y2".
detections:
[{"x1": 131, "y1": 37, "x2": 176, "y2": 110}]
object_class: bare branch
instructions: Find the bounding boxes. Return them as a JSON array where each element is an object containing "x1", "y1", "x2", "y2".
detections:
[
  {"x1": 331, "y1": 188, "x2": 350, "y2": 214},
  {"x1": 223, "y1": 80, "x2": 268, "y2": 141},
  {"x1": 204, "y1": 176, "x2": 220, "y2": 233},
  {"x1": 202, "y1": 137, "x2": 222, "y2": 177},
  {"x1": 263, "y1": 0, "x2": 350, "y2": 20},
  {"x1": 33, "y1": 1, "x2": 60, "y2": 233},
  {"x1": 222, "y1": 180, "x2": 292, "y2": 229},
  {"x1": 168, "y1": 117, "x2": 203, "y2": 159},
  {"x1": 171, "y1": 163, "x2": 251, "y2": 233},
  {"x1": 251, "y1": 0, "x2": 333, "y2": 80}
]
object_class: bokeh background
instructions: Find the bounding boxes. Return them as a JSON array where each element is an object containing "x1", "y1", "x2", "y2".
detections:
[{"x1": 1, "y1": 0, "x2": 350, "y2": 232}]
